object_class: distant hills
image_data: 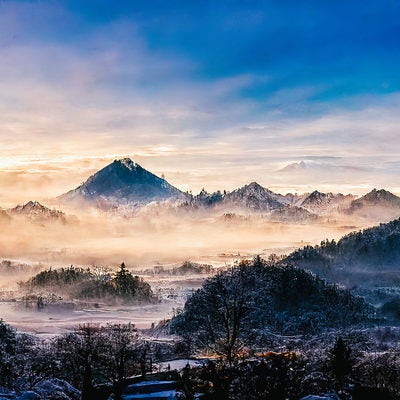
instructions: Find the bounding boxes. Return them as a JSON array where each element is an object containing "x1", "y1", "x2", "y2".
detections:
[
  {"x1": 184, "y1": 185, "x2": 400, "y2": 221},
  {"x1": 298, "y1": 190, "x2": 355, "y2": 214},
  {"x1": 11, "y1": 201, "x2": 66, "y2": 221},
  {"x1": 347, "y1": 188, "x2": 400, "y2": 213},
  {"x1": 270, "y1": 205, "x2": 319, "y2": 223},
  {"x1": 186, "y1": 182, "x2": 287, "y2": 212}
]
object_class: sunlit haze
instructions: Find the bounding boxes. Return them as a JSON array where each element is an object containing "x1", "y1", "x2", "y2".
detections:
[{"x1": 1, "y1": 1, "x2": 400, "y2": 206}]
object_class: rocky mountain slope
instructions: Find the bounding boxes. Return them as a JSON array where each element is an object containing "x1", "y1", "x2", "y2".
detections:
[{"x1": 60, "y1": 158, "x2": 185, "y2": 207}]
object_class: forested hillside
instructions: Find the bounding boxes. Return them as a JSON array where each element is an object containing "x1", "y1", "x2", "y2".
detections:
[
  {"x1": 288, "y1": 218, "x2": 400, "y2": 286},
  {"x1": 170, "y1": 257, "x2": 373, "y2": 362}
]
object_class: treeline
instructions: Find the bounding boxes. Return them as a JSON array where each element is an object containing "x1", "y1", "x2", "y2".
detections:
[
  {"x1": 170, "y1": 257, "x2": 374, "y2": 363},
  {"x1": 140, "y1": 261, "x2": 213, "y2": 276},
  {"x1": 0, "y1": 319, "x2": 169, "y2": 400},
  {"x1": 21, "y1": 263, "x2": 153, "y2": 303},
  {"x1": 287, "y1": 218, "x2": 400, "y2": 286}
]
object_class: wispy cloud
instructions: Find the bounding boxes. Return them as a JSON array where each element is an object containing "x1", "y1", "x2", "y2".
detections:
[{"x1": 1, "y1": 1, "x2": 400, "y2": 203}]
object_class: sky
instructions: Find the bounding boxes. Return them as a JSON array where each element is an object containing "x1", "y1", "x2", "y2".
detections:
[{"x1": 1, "y1": 0, "x2": 400, "y2": 205}]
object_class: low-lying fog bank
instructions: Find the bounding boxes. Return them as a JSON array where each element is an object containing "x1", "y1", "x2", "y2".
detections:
[
  {"x1": 0, "y1": 206, "x2": 366, "y2": 267},
  {"x1": 0, "y1": 263, "x2": 205, "y2": 335},
  {"x1": 0, "y1": 206, "x2": 391, "y2": 336}
]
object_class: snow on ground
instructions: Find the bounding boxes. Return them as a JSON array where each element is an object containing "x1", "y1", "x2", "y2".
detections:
[
  {"x1": 0, "y1": 276, "x2": 205, "y2": 335},
  {"x1": 157, "y1": 359, "x2": 207, "y2": 371}
]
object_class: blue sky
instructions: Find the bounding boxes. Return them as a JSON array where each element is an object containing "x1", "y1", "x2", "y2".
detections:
[{"x1": 1, "y1": 0, "x2": 400, "y2": 202}]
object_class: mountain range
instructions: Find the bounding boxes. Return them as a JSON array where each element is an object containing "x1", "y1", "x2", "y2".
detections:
[
  {"x1": 2, "y1": 158, "x2": 400, "y2": 222},
  {"x1": 56, "y1": 158, "x2": 400, "y2": 219}
]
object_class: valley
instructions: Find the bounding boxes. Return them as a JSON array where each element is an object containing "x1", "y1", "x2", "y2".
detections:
[{"x1": 1, "y1": 158, "x2": 400, "y2": 400}]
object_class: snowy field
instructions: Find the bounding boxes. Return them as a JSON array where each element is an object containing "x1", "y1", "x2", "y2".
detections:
[{"x1": 0, "y1": 276, "x2": 204, "y2": 335}]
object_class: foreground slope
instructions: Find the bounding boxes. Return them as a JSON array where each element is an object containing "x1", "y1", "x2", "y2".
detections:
[{"x1": 171, "y1": 257, "x2": 372, "y2": 360}]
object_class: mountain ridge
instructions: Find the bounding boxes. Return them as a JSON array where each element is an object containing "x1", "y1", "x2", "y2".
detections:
[{"x1": 56, "y1": 158, "x2": 400, "y2": 219}]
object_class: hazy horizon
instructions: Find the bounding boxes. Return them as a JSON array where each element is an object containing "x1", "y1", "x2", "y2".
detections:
[{"x1": 2, "y1": 155, "x2": 400, "y2": 208}]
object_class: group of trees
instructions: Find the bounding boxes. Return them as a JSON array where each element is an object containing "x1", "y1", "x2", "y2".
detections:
[
  {"x1": 170, "y1": 257, "x2": 373, "y2": 363},
  {"x1": 288, "y1": 218, "x2": 400, "y2": 286},
  {"x1": 2, "y1": 251, "x2": 400, "y2": 399},
  {"x1": 167, "y1": 332, "x2": 400, "y2": 400},
  {"x1": 54, "y1": 323, "x2": 144, "y2": 399},
  {"x1": 2, "y1": 314, "x2": 400, "y2": 400},
  {"x1": 21, "y1": 263, "x2": 154, "y2": 304},
  {"x1": 0, "y1": 319, "x2": 157, "y2": 399},
  {"x1": 287, "y1": 218, "x2": 400, "y2": 318}
]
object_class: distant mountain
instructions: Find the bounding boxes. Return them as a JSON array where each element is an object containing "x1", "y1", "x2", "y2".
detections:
[
  {"x1": 348, "y1": 189, "x2": 400, "y2": 213},
  {"x1": 278, "y1": 160, "x2": 310, "y2": 172},
  {"x1": 270, "y1": 205, "x2": 319, "y2": 223},
  {"x1": 298, "y1": 190, "x2": 355, "y2": 214},
  {"x1": 222, "y1": 182, "x2": 286, "y2": 212},
  {"x1": 278, "y1": 160, "x2": 366, "y2": 174},
  {"x1": 60, "y1": 158, "x2": 185, "y2": 207},
  {"x1": 181, "y1": 184, "x2": 400, "y2": 219},
  {"x1": 192, "y1": 188, "x2": 224, "y2": 208},
  {"x1": 58, "y1": 158, "x2": 400, "y2": 219},
  {"x1": 182, "y1": 182, "x2": 287, "y2": 213},
  {"x1": 10, "y1": 201, "x2": 66, "y2": 222}
]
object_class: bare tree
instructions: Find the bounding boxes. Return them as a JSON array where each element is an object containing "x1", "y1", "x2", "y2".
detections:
[{"x1": 98, "y1": 323, "x2": 141, "y2": 398}]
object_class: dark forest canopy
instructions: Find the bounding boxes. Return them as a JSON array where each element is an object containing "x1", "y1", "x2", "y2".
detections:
[
  {"x1": 170, "y1": 257, "x2": 373, "y2": 363},
  {"x1": 21, "y1": 263, "x2": 154, "y2": 303},
  {"x1": 287, "y1": 218, "x2": 400, "y2": 286}
]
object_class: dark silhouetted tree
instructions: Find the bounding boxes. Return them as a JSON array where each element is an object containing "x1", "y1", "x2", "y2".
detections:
[{"x1": 329, "y1": 337, "x2": 353, "y2": 391}]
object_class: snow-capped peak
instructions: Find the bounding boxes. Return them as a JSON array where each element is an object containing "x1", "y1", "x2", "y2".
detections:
[{"x1": 116, "y1": 158, "x2": 137, "y2": 170}]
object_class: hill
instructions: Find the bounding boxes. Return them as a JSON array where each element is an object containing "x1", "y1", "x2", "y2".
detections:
[
  {"x1": 287, "y1": 218, "x2": 400, "y2": 287},
  {"x1": 270, "y1": 205, "x2": 319, "y2": 223},
  {"x1": 222, "y1": 182, "x2": 287, "y2": 211},
  {"x1": 298, "y1": 190, "x2": 354, "y2": 214},
  {"x1": 21, "y1": 263, "x2": 154, "y2": 304},
  {"x1": 170, "y1": 257, "x2": 372, "y2": 360}
]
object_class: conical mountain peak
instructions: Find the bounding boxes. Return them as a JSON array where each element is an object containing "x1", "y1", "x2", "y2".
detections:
[{"x1": 60, "y1": 158, "x2": 184, "y2": 207}]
